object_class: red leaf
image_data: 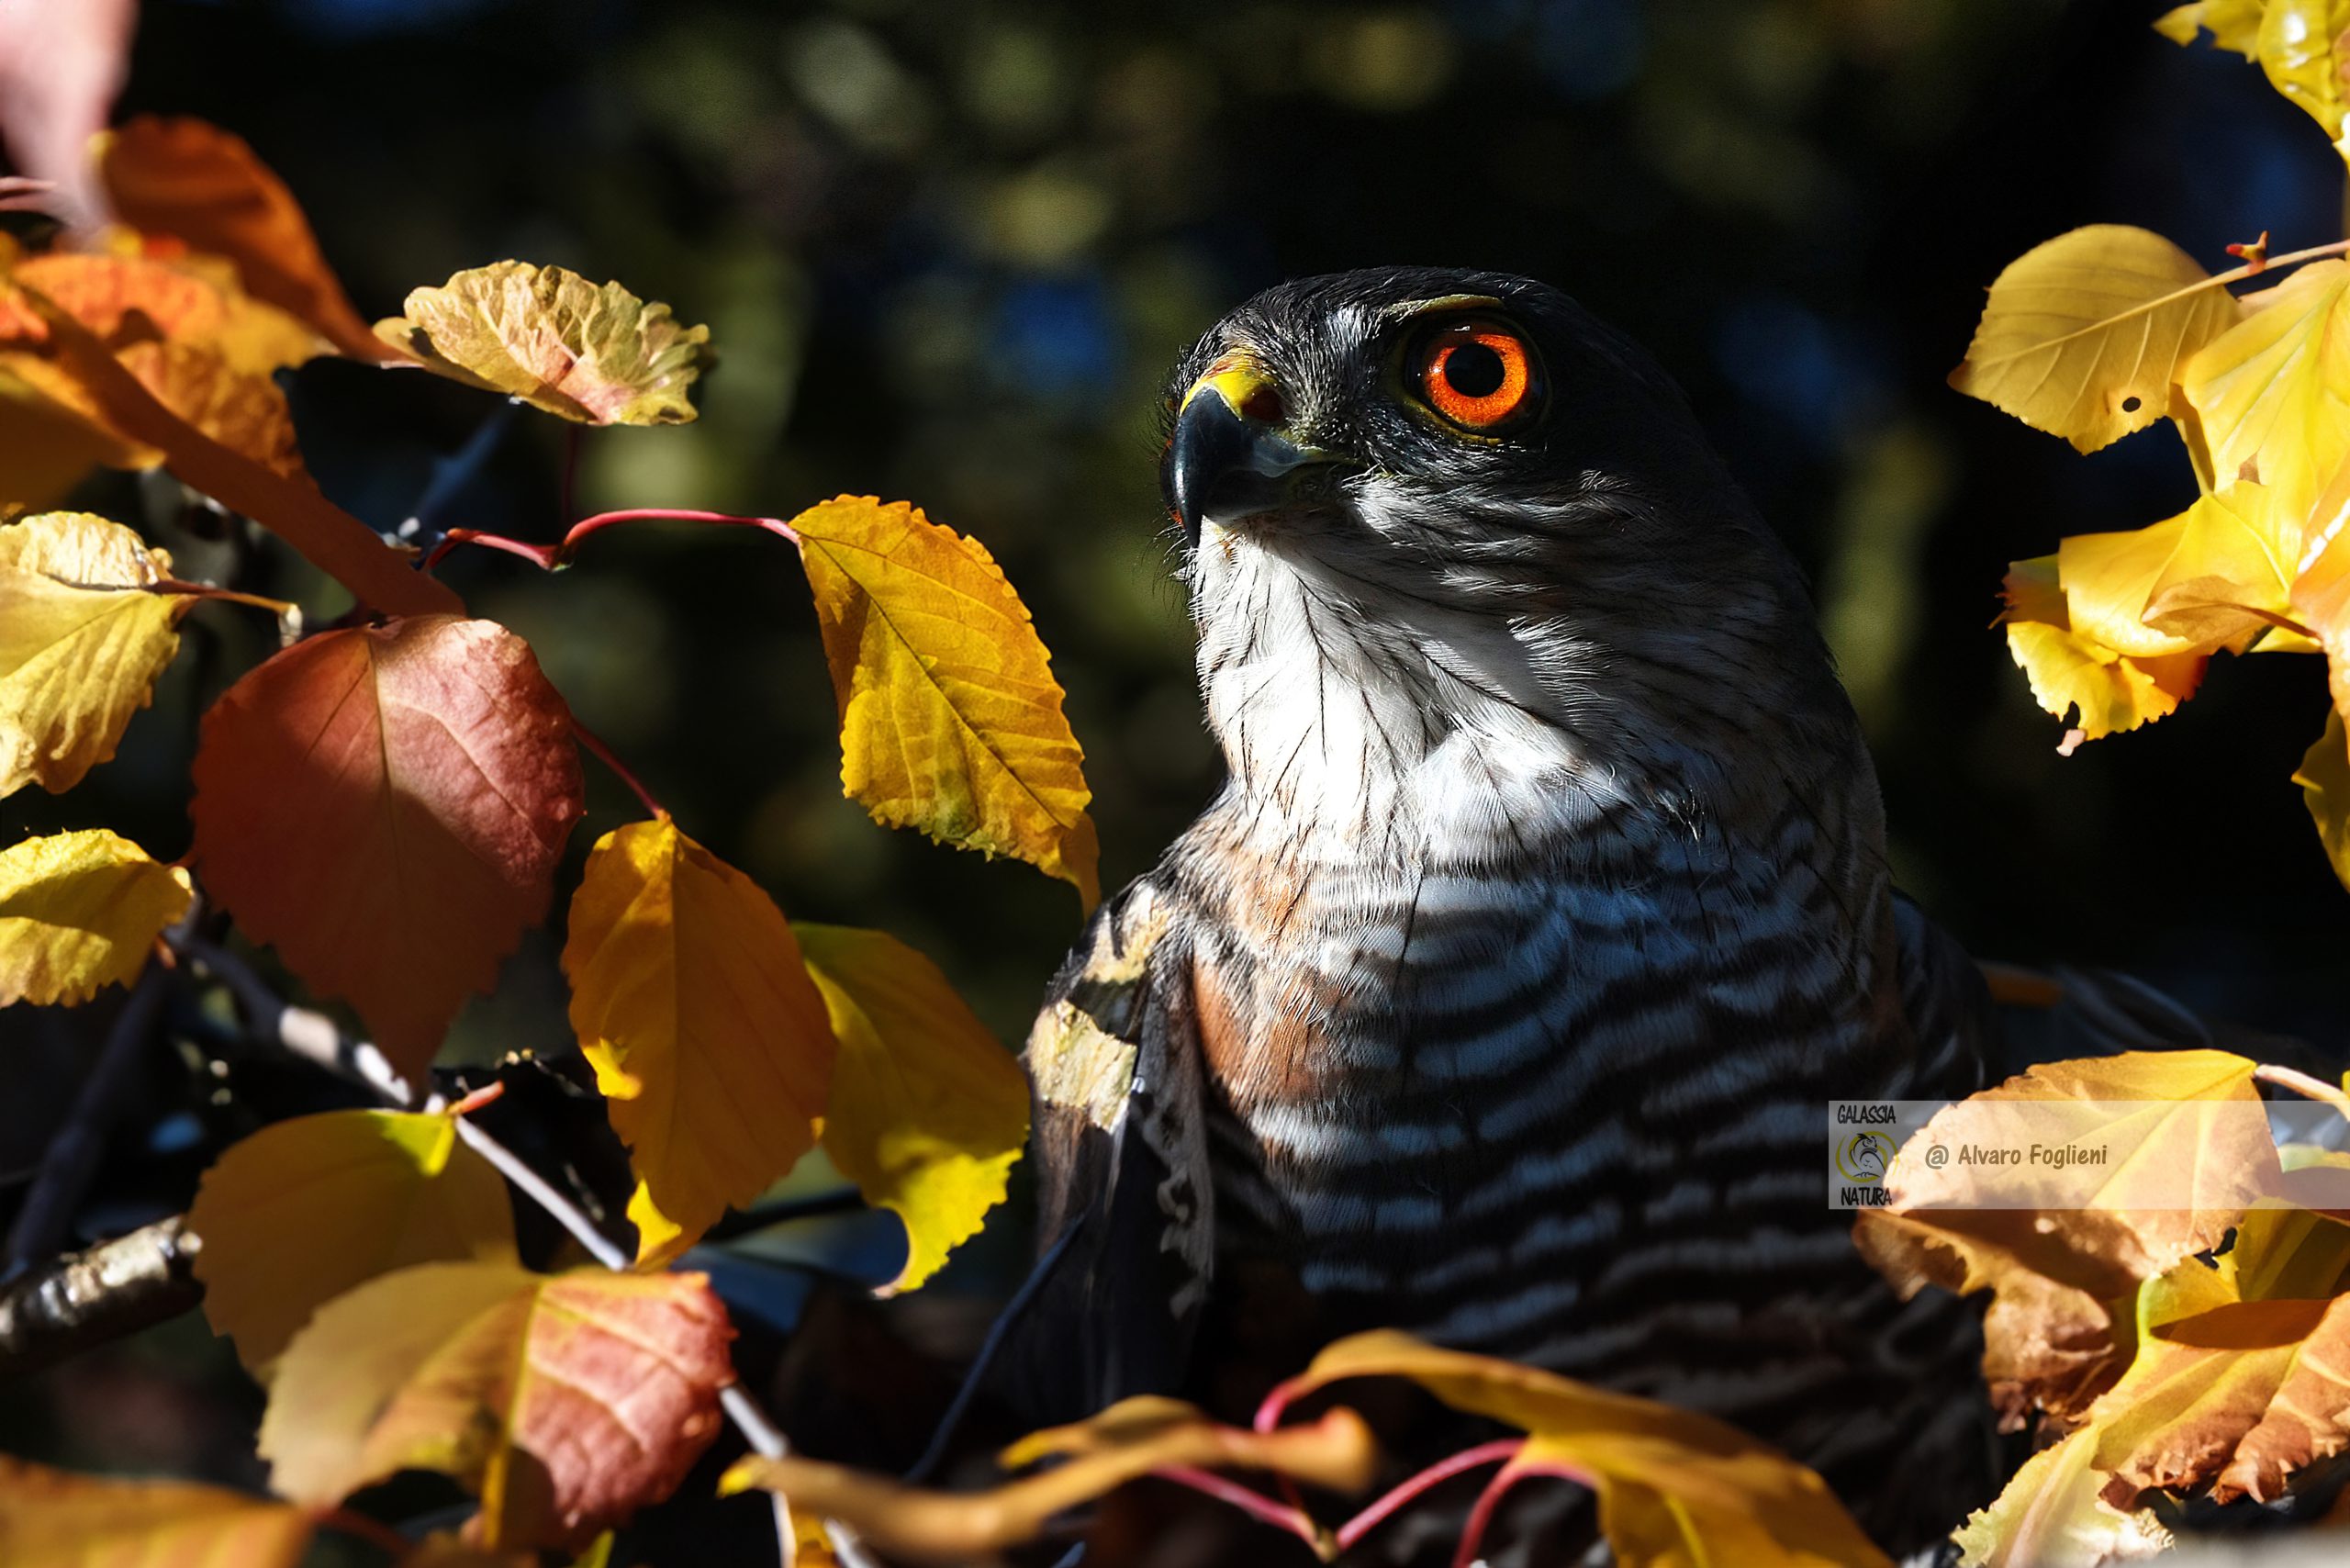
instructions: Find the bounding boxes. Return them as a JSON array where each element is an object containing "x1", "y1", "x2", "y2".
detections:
[{"x1": 190, "y1": 616, "x2": 583, "y2": 1078}]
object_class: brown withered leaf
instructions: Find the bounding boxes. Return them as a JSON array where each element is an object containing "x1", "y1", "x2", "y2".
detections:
[{"x1": 720, "y1": 1397, "x2": 1377, "y2": 1563}]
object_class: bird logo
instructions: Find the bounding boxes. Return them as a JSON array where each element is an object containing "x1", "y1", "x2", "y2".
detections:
[{"x1": 1836, "y1": 1130, "x2": 1896, "y2": 1184}]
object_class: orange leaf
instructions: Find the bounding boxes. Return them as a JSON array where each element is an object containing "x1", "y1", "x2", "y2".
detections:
[
  {"x1": 190, "y1": 617, "x2": 583, "y2": 1081},
  {"x1": 1272, "y1": 1331, "x2": 1889, "y2": 1568},
  {"x1": 0, "y1": 1457, "x2": 316, "y2": 1568},
  {"x1": 2, "y1": 252, "x2": 322, "y2": 375},
  {"x1": 261, "y1": 1261, "x2": 734, "y2": 1551},
  {"x1": 95, "y1": 117, "x2": 394, "y2": 361},
  {"x1": 115, "y1": 341, "x2": 305, "y2": 480},
  {"x1": 790, "y1": 496, "x2": 1100, "y2": 906},
  {"x1": 562, "y1": 818, "x2": 834, "y2": 1266},
  {"x1": 189, "y1": 1108, "x2": 518, "y2": 1376},
  {"x1": 8, "y1": 286, "x2": 457, "y2": 617},
  {"x1": 720, "y1": 1396, "x2": 1377, "y2": 1562}
]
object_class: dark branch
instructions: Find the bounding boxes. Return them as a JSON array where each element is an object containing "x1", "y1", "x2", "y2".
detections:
[{"x1": 0, "y1": 1216, "x2": 203, "y2": 1379}]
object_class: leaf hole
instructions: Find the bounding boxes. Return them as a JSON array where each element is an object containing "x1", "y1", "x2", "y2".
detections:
[{"x1": 2121, "y1": 396, "x2": 2143, "y2": 414}]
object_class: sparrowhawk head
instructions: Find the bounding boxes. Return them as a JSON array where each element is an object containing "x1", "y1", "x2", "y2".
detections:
[{"x1": 1158, "y1": 267, "x2": 1858, "y2": 842}]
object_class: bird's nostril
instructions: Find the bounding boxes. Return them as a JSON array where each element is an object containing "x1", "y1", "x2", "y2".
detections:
[{"x1": 1237, "y1": 384, "x2": 1286, "y2": 425}]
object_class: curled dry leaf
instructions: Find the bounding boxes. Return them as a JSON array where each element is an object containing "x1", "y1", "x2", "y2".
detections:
[
  {"x1": 1948, "y1": 224, "x2": 2242, "y2": 454},
  {"x1": 95, "y1": 116, "x2": 394, "y2": 361},
  {"x1": 375, "y1": 262, "x2": 711, "y2": 424},
  {"x1": 719, "y1": 1396, "x2": 1379, "y2": 1564},
  {"x1": 191, "y1": 616, "x2": 583, "y2": 1081},
  {"x1": 0, "y1": 510, "x2": 189, "y2": 795},
  {"x1": 0, "y1": 1457, "x2": 317, "y2": 1568},
  {"x1": 188, "y1": 1107, "x2": 519, "y2": 1376},
  {"x1": 562, "y1": 817, "x2": 834, "y2": 1266},
  {"x1": 791, "y1": 496, "x2": 1101, "y2": 906},
  {"x1": 1951, "y1": 1427, "x2": 2170, "y2": 1568},
  {"x1": 798, "y1": 923, "x2": 1028, "y2": 1293},
  {"x1": 261, "y1": 1261, "x2": 734, "y2": 1551},
  {"x1": 1856, "y1": 1051, "x2": 2284, "y2": 1429},
  {"x1": 0, "y1": 829, "x2": 190, "y2": 1006},
  {"x1": 1274, "y1": 1331, "x2": 1890, "y2": 1568}
]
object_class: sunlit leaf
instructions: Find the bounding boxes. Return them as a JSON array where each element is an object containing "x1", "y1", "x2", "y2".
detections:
[
  {"x1": 720, "y1": 1396, "x2": 1378, "y2": 1561},
  {"x1": 1951, "y1": 1427, "x2": 2170, "y2": 1568},
  {"x1": 2004, "y1": 621, "x2": 2204, "y2": 744},
  {"x1": 375, "y1": 262, "x2": 711, "y2": 424},
  {"x1": 261, "y1": 1261, "x2": 733, "y2": 1550},
  {"x1": 789, "y1": 496, "x2": 1100, "y2": 906},
  {"x1": 190, "y1": 617, "x2": 584, "y2": 1081},
  {"x1": 2258, "y1": 0, "x2": 2350, "y2": 163},
  {"x1": 2293, "y1": 514, "x2": 2350, "y2": 717},
  {"x1": 2154, "y1": 0, "x2": 2269, "y2": 54},
  {"x1": 798, "y1": 924, "x2": 1027, "y2": 1293},
  {"x1": 562, "y1": 817, "x2": 834, "y2": 1266},
  {"x1": 0, "y1": 829, "x2": 190, "y2": 1006},
  {"x1": 0, "y1": 510, "x2": 188, "y2": 796},
  {"x1": 2182, "y1": 257, "x2": 2350, "y2": 518},
  {"x1": 2057, "y1": 485, "x2": 2299, "y2": 657},
  {"x1": 1948, "y1": 225, "x2": 2241, "y2": 454},
  {"x1": 0, "y1": 1458, "x2": 317, "y2": 1568},
  {"x1": 3, "y1": 252, "x2": 321, "y2": 375},
  {"x1": 2296, "y1": 709, "x2": 2350, "y2": 890},
  {"x1": 1271, "y1": 1331, "x2": 1889, "y2": 1568},
  {"x1": 114, "y1": 340, "x2": 304, "y2": 479},
  {"x1": 0, "y1": 357, "x2": 140, "y2": 512},
  {"x1": 95, "y1": 116, "x2": 393, "y2": 361},
  {"x1": 9, "y1": 285, "x2": 459, "y2": 618},
  {"x1": 188, "y1": 1108, "x2": 518, "y2": 1376}
]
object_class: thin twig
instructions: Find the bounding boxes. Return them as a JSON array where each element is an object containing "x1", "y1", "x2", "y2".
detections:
[
  {"x1": 173, "y1": 935, "x2": 420, "y2": 1106},
  {"x1": 1334, "y1": 1439, "x2": 1524, "y2": 1551},
  {"x1": 572, "y1": 719, "x2": 667, "y2": 819},
  {"x1": 5, "y1": 962, "x2": 174, "y2": 1272},
  {"x1": 450, "y1": 1115, "x2": 631, "y2": 1271},
  {"x1": 904, "y1": 1223, "x2": 1080, "y2": 1484}
]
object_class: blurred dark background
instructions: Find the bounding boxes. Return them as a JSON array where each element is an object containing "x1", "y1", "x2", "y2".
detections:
[{"x1": 3, "y1": 0, "x2": 2345, "y2": 1520}]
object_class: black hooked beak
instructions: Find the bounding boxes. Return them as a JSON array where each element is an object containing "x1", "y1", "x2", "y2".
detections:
[{"x1": 1164, "y1": 364, "x2": 1345, "y2": 545}]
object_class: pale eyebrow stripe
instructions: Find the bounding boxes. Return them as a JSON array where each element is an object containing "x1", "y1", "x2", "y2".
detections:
[{"x1": 1374, "y1": 292, "x2": 1506, "y2": 325}]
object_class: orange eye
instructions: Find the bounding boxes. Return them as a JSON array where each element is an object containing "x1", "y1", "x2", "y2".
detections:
[{"x1": 1414, "y1": 319, "x2": 1539, "y2": 431}]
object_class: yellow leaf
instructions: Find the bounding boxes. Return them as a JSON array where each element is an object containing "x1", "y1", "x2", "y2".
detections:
[
  {"x1": 798, "y1": 924, "x2": 1028, "y2": 1294},
  {"x1": 2182, "y1": 258, "x2": 2350, "y2": 519},
  {"x1": 2293, "y1": 510, "x2": 2350, "y2": 715},
  {"x1": 790, "y1": 496, "x2": 1101, "y2": 905},
  {"x1": 0, "y1": 1458, "x2": 317, "y2": 1568},
  {"x1": 260, "y1": 1261, "x2": 735, "y2": 1551},
  {"x1": 0, "y1": 511, "x2": 188, "y2": 796},
  {"x1": 0, "y1": 359, "x2": 140, "y2": 514},
  {"x1": 564, "y1": 818, "x2": 834, "y2": 1266},
  {"x1": 2154, "y1": 0, "x2": 2270, "y2": 53},
  {"x1": 188, "y1": 1108, "x2": 519, "y2": 1376},
  {"x1": 720, "y1": 1397, "x2": 1377, "y2": 1560},
  {"x1": 1951, "y1": 1427, "x2": 2170, "y2": 1568},
  {"x1": 2259, "y1": 0, "x2": 2350, "y2": 161},
  {"x1": 2296, "y1": 709, "x2": 2350, "y2": 890},
  {"x1": 1949, "y1": 226, "x2": 2242, "y2": 453},
  {"x1": 2005, "y1": 621, "x2": 2204, "y2": 743},
  {"x1": 1273, "y1": 1331, "x2": 1888, "y2": 1568},
  {"x1": 115, "y1": 340, "x2": 306, "y2": 481},
  {"x1": 375, "y1": 262, "x2": 711, "y2": 425},
  {"x1": 0, "y1": 829, "x2": 190, "y2": 1007},
  {"x1": 2057, "y1": 485, "x2": 2300, "y2": 657}
]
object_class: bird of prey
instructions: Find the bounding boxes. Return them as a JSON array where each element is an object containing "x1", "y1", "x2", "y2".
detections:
[{"x1": 1017, "y1": 267, "x2": 1999, "y2": 1556}]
